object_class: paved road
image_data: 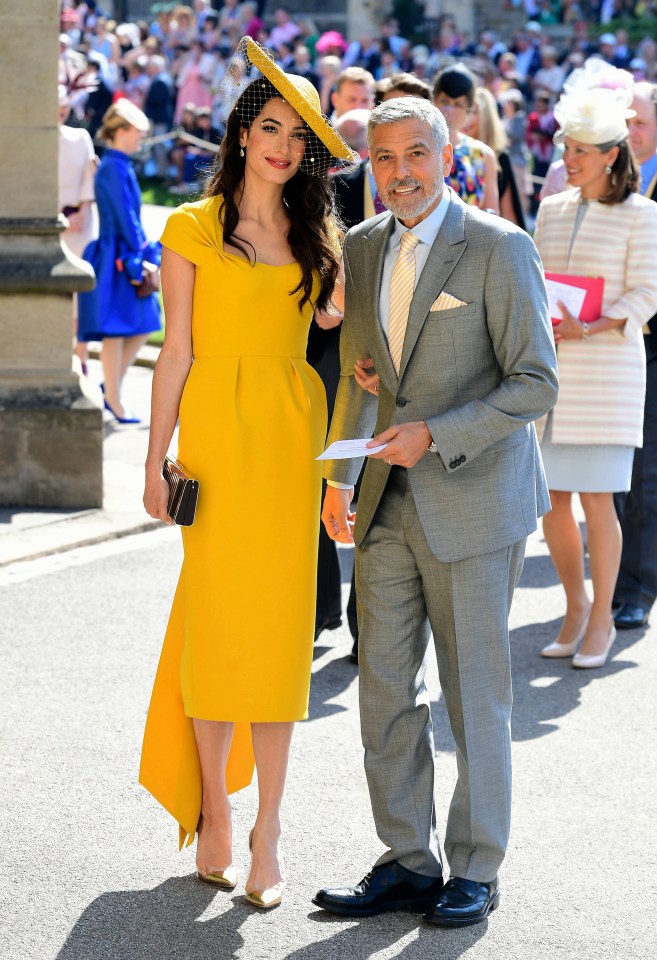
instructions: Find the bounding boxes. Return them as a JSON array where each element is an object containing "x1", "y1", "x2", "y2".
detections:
[
  {"x1": 2, "y1": 525, "x2": 655, "y2": 959},
  {"x1": 1, "y1": 364, "x2": 655, "y2": 958}
]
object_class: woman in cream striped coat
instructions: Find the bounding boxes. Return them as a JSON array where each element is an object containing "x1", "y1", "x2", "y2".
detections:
[{"x1": 534, "y1": 85, "x2": 657, "y2": 669}]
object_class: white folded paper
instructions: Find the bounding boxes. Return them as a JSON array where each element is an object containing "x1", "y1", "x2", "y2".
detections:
[
  {"x1": 316, "y1": 438, "x2": 388, "y2": 461},
  {"x1": 544, "y1": 277, "x2": 587, "y2": 320}
]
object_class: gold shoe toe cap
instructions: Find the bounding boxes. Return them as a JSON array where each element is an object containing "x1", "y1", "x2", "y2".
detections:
[
  {"x1": 245, "y1": 882, "x2": 285, "y2": 909},
  {"x1": 197, "y1": 864, "x2": 238, "y2": 889}
]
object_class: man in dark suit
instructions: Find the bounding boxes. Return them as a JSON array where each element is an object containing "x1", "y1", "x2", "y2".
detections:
[
  {"x1": 309, "y1": 109, "x2": 372, "y2": 651},
  {"x1": 144, "y1": 55, "x2": 173, "y2": 179},
  {"x1": 614, "y1": 82, "x2": 657, "y2": 629}
]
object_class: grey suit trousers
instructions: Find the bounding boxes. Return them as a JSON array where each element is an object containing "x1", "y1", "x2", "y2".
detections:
[{"x1": 356, "y1": 467, "x2": 526, "y2": 882}]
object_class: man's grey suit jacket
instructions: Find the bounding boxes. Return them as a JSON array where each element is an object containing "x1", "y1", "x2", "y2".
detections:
[{"x1": 324, "y1": 190, "x2": 559, "y2": 563}]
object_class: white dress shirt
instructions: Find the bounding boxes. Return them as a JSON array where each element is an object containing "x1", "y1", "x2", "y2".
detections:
[{"x1": 378, "y1": 188, "x2": 451, "y2": 346}]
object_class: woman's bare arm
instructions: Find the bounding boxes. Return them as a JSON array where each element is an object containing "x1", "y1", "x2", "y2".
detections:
[{"x1": 144, "y1": 246, "x2": 195, "y2": 523}]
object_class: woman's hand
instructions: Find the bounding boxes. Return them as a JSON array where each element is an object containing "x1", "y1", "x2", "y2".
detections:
[
  {"x1": 144, "y1": 467, "x2": 174, "y2": 525},
  {"x1": 354, "y1": 357, "x2": 380, "y2": 395},
  {"x1": 553, "y1": 300, "x2": 586, "y2": 342}
]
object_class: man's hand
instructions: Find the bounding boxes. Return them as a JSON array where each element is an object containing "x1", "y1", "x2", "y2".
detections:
[
  {"x1": 367, "y1": 421, "x2": 432, "y2": 469},
  {"x1": 322, "y1": 485, "x2": 356, "y2": 543}
]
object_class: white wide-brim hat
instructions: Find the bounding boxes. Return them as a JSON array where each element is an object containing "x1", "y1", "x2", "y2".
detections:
[{"x1": 554, "y1": 86, "x2": 633, "y2": 146}]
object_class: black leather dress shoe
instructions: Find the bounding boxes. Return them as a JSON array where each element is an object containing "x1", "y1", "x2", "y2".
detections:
[
  {"x1": 613, "y1": 604, "x2": 649, "y2": 630},
  {"x1": 424, "y1": 876, "x2": 499, "y2": 928},
  {"x1": 314, "y1": 615, "x2": 342, "y2": 640},
  {"x1": 312, "y1": 861, "x2": 444, "y2": 917}
]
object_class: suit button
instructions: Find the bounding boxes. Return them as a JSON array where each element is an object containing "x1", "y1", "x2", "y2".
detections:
[
  {"x1": 396, "y1": 397, "x2": 407, "y2": 407},
  {"x1": 449, "y1": 460, "x2": 458, "y2": 470},
  {"x1": 459, "y1": 454, "x2": 466, "y2": 464}
]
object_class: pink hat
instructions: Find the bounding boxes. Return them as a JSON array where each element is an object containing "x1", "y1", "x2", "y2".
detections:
[
  {"x1": 315, "y1": 30, "x2": 347, "y2": 54},
  {"x1": 60, "y1": 8, "x2": 79, "y2": 23}
]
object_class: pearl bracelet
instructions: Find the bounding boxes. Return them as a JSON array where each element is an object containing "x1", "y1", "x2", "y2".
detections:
[{"x1": 581, "y1": 321, "x2": 590, "y2": 340}]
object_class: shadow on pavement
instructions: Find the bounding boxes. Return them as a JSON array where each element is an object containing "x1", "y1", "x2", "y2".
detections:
[
  {"x1": 515, "y1": 553, "x2": 561, "y2": 589},
  {"x1": 286, "y1": 910, "x2": 488, "y2": 960},
  {"x1": 55, "y1": 875, "x2": 487, "y2": 960},
  {"x1": 308, "y1": 648, "x2": 357, "y2": 721},
  {"x1": 55, "y1": 876, "x2": 247, "y2": 960},
  {"x1": 431, "y1": 618, "x2": 646, "y2": 752}
]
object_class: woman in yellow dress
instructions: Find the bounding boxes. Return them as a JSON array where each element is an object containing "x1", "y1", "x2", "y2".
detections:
[{"x1": 141, "y1": 38, "x2": 357, "y2": 908}]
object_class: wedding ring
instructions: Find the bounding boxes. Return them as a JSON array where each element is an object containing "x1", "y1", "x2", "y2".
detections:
[{"x1": 374, "y1": 384, "x2": 379, "y2": 392}]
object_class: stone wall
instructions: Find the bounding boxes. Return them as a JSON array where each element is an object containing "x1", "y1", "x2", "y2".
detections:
[{"x1": 0, "y1": 0, "x2": 102, "y2": 508}]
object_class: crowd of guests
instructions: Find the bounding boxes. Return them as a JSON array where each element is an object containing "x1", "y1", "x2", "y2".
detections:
[{"x1": 59, "y1": 3, "x2": 657, "y2": 198}]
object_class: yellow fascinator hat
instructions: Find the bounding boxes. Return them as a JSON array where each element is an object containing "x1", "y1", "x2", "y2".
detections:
[{"x1": 229, "y1": 37, "x2": 360, "y2": 172}]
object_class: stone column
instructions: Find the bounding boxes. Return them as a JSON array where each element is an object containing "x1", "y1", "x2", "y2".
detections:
[{"x1": 0, "y1": 0, "x2": 102, "y2": 508}]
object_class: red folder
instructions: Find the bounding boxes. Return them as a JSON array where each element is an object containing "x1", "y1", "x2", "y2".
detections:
[{"x1": 544, "y1": 272, "x2": 604, "y2": 325}]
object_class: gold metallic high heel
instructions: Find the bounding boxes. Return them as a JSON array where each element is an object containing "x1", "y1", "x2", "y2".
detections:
[
  {"x1": 245, "y1": 827, "x2": 285, "y2": 909},
  {"x1": 197, "y1": 864, "x2": 238, "y2": 889},
  {"x1": 196, "y1": 814, "x2": 237, "y2": 890}
]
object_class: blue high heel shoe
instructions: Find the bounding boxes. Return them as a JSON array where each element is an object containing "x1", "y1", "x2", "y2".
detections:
[
  {"x1": 100, "y1": 383, "x2": 141, "y2": 424},
  {"x1": 103, "y1": 397, "x2": 142, "y2": 424}
]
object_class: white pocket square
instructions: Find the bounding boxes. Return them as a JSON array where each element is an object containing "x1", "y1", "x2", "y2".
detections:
[{"x1": 430, "y1": 291, "x2": 468, "y2": 312}]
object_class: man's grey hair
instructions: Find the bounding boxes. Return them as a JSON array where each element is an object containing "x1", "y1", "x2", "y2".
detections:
[{"x1": 366, "y1": 97, "x2": 449, "y2": 153}]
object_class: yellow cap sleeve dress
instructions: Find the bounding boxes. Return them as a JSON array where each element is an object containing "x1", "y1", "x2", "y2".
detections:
[{"x1": 139, "y1": 197, "x2": 327, "y2": 848}]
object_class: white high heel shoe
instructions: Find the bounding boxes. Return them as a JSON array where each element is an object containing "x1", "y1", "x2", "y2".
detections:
[
  {"x1": 572, "y1": 624, "x2": 617, "y2": 669},
  {"x1": 541, "y1": 607, "x2": 591, "y2": 658}
]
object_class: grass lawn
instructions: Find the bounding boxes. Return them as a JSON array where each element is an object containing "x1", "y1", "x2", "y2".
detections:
[{"x1": 139, "y1": 177, "x2": 200, "y2": 207}]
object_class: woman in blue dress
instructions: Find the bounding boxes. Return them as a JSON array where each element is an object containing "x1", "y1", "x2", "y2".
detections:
[{"x1": 78, "y1": 99, "x2": 161, "y2": 423}]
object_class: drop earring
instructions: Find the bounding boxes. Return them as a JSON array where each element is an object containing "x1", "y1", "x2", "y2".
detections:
[{"x1": 240, "y1": 146, "x2": 245, "y2": 158}]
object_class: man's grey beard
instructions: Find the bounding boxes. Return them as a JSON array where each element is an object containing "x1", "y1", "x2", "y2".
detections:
[{"x1": 384, "y1": 173, "x2": 445, "y2": 220}]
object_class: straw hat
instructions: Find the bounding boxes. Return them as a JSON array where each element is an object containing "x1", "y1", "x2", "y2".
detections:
[{"x1": 238, "y1": 37, "x2": 358, "y2": 165}]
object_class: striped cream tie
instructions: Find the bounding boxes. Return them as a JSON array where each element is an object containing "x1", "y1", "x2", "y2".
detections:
[{"x1": 388, "y1": 231, "x2": 420, "y2": 374}]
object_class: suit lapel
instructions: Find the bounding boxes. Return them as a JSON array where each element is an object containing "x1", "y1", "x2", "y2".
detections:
[
  {"x1": 360, "y1": 214, "x2": 397, "y2": 386},
  {"x1": 398, "y1": 195, "x2": 467, "y2": 381}
]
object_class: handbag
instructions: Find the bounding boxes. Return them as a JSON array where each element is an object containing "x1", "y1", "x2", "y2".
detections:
[
  {"x1": 135, "y1": 262, "x2": 160, "y2": 298},
  {"x1": 163, "y1": 456, "x2": 199, "y2": 526}
]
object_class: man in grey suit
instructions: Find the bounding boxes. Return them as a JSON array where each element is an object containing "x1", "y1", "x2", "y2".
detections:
[{"x1": 312, "y1": 98, "x2": 558, "y2": 927}]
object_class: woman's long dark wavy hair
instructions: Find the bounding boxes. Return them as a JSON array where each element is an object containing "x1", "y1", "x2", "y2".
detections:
[{"x1": 204, "y1": 78, "x2": 342, "y2": 312}]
